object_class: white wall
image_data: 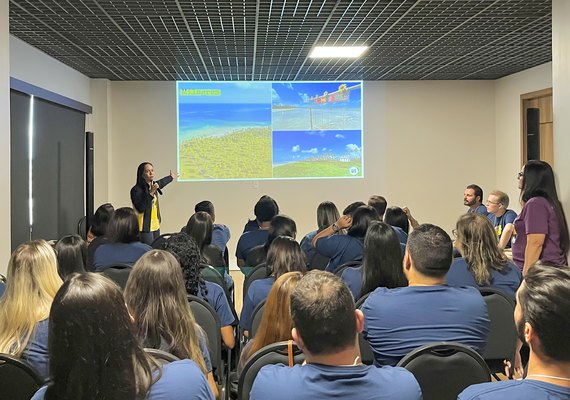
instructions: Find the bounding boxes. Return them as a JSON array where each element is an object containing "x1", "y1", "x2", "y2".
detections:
[
  {"x1": 494, "y1": 63, "x2": 553, "y2": 212},
  {"x1": 107, "y1": 80, "x2": 495, "y2": 264},
  {"x1": 1, "y1": 0, "x2": 10, "y2": 274}
]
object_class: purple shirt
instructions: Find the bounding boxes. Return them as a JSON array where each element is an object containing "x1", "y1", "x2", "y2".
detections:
[{"x1": 512, "y1": 197, "x2": 567, "y2": 268}]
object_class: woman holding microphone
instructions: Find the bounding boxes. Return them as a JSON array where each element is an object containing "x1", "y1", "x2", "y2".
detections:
[{"x1": 130, "y1": 162, "x2": 176, "y2": 245}]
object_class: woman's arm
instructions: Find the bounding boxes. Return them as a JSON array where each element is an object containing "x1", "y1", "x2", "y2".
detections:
[
  {"x1": 206, "y1": 372, "x2": 219, "y2": 399},
  {"x1": 311, "y1": 215, "x2": 352, "y2": 248},
  {"x1": 523, "y1": 233, "x2": 545, "y2": 275},
  {"x1": 498, "y1": 224, "x2": 515, "y2": 250},
  {"x1": 221, "y1": 325, "x2": 235, "y2": 349}
]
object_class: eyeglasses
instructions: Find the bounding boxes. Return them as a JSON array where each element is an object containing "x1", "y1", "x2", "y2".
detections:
[
  {"x1": 517, "y1": 171, "x2": 524, "y2": 179},
  {"x1": 486, "y1": 200, "x2": 501, "y2": 205}
]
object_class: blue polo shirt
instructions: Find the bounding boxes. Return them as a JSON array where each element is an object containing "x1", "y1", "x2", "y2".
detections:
[
  {"x1": 487, "y1": 210, "x2": 517, "y2": 248},
  {"x1": 340, "y1": 266, "x2": 363, "y2": 299},
  {"x1": 251, "y1": 363, "x2": 422, "y2": 400},
  {"x1": 362, "y1": 285, "x2": 490, "y2": 366},
  {"x1": 446, "y1": 258, "x2": 522, "y2": 299},
  {"x1": 199, "y1": 281, "x2": 236, "y2": 327},
  {"x1": 22, "y1": 319, "x2": 49, "y2": 379},
  {"x1": 459, "y1": 379, "x2": 570, "y2": 400},
  {"x1": 211, "y1": 223, "x2": 230, "y2": 252},
  {"x1": 236, "y1": 230, "x2": 269, "y2": 261},
  {"x1": 240, "y1": 277, "x2": 274, "y2": 330},
  {"x1": 469, "y1": 204, "x2": 489, "y2": 217},
  {"x1": 93, "y1": 242, "x2": 151, "y2": 271},
  {"x1": 315, "y1": 234, "x2": 364, "y2": 272},
  {"x1": 300, "y1": 230, "x2": 318, "y2": 263}
]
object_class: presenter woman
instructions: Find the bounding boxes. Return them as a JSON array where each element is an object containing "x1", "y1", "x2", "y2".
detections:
[{"x1": 130, "y1": 162, "x2": 176, "y2": 245}]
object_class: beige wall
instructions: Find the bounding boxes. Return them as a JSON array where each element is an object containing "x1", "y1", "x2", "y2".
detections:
[{"x1": 1, "y1": 0, "x2": 10, "y2": 274}]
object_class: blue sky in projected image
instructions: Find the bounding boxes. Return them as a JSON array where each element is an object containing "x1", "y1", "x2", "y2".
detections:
[
  {"x1": 271, "y1": 82, "x2": 362, "y2": 107},
  {"x1": 272, "y1": 130, "x2": 362, "y2": 165}
]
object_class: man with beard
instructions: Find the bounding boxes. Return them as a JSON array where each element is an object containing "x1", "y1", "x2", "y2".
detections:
[
  {"x1": 459, "y1": 262, "x2": 570, "y2": 399},
  {"x1": 464, "y1": 184, "x2": 489, "y2": 216}
]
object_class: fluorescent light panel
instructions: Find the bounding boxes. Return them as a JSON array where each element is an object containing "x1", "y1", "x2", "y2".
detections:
[{"x1": 309, "y1": 46, "x2": 368, "y2": 58}]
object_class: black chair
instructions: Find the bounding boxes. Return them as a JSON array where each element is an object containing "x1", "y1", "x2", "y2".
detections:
[
  {"x1": 249, "y1": 300, "x2": 266, "y2": 338},
  {"x1": 238, "y1": 340, "x2": 304, "y2": 400},
  {"x1": 144, "y1": 348, "x2": 180, "y2": 365},
  {"x1": 242, "y1": 263, "x2": 271, "y2": 301},
  {"x1": 480, "y1": 287, "x2": 518, "y2": 379},
  {"x1": 200, "y1": 263, "x2": 232, "y2": 302},
  {"x1": 333, "y1": 260, "x2": 362, "y2": 277},
  {"x1": 0, "y1": 353, "x2": 44, "y2": 400},
  {"x1": 188, "y1": 295, "x2": 228, "y2": 398},
  {"x1": 151, "y1": 233, "x2": 174, "y2": 249},
  {"x1": 99, "y1": 264, "x2": 132, "y2": 290},
  {"x1": 396, "y1": 342, "x2": 491, "y2": 400},
  {"x1": 354, "y1": 293, "x2": 374, "y2": 365},
  {"x1": 308, "y1": 251, "x2": 330, "y2": 270}
]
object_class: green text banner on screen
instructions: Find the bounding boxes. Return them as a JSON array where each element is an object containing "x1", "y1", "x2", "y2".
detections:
[{"x1": 177, "y1": 81, "x2": 363, "y2": 181}]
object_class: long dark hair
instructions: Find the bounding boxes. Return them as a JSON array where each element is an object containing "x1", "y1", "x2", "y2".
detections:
[
  {"x1": 107, "y1": 207, "x2": 140, "y2": 244},
  {"x1": 91, "y1": 203, "x2": 114, "y2": 237},
  {"x1": 384, "y1": 206, "x2": 410, "y2": 234},
  {"x1": 185, "y1": 211, "x2": 213, "y2": 250},
  {"x1": 135, "y1": 162, "x2": 152, "y2": 186},
  {"x1": 348, "y1": 206, "x2": 378, "y2": 239},
  {"x1": 45, "y1": 273, "x2": 157, "y2": 400},
  {"x1": 361, "y1": 222, "x2": 407, "y2": 296},
  {"x1": 316, "y1": 201, "x2": 340, "y2": 231},
  {"x1": 521, "y1": 160, "x2": 570, "y2": 255},
  {"x1": 266, "y1": 236, "x2": 307, "y2": 278},
  {"x1": 55, "y1": 235, "x2": 87, "y2": 279},
  {"x1": 264, "y1": 215, "x2": 297, "y2": 252}
]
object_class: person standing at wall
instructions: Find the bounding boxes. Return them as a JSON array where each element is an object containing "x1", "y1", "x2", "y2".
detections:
[{"x1": 130, "y1": 162, "x2": 177, "y2": 245}]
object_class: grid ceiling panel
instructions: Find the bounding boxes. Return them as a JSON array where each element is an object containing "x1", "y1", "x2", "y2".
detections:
[{"x1": 9, "y1": 0, "x2": 552, "y2": 81}]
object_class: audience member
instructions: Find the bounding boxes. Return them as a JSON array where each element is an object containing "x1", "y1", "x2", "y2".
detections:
[
  {"x1": 486, "y1": 190, "x2": 517, "y2": 249},
  {"x1": 0, "y1": 240, "x2": 63, "y2": 379},
  {"x1": 195, "y1": 200, "x2": 231, "y2": 252},
  {"x1": 245, "y1": 214, "x2": 297, "y2": 268},
  {"x1": 86, "y1": 203, "x2": 114, "y2": 269},
  {"x1": 240, "y1": 236, "x2": 306, "y2": 333},
  {"x1": 448, "y1": 214, "x2": 521, "y2": 298},
  {"x1": 312, "y1": 206, "x2": 378, "y2": 272},
  {"x1": 513, "y1": 160, "x2": 569, "y2": 274},
  {"x1": 250, "y1": 271, "x2": 421, "y2": 400},
  {"x1": 93, "y1": 207, "x2": 151, "y2": 271},
  {"x1": 124, "y1": 250, "x2": 218, "y2": 397},
  {"x1": 163, "y1": 233, "x2": 236, "y2": 349},
  {"x1": 465, "y1": 184, "x2": 489, "y2": 216},
  {"x1": 237, "y1": 271, "x2": 302, "y2": 374},
  {"x1": 363, "y1": 224, "x2": 490, "y2": 366},
  {"x1": 300, "y1": 201, "x2": 340, "y2": 266},
  {"x1": 242, "y1": 195, "x2": 279, "y2": 233},
  {"x1": 368, "y1": 195, "x2": 387, "y2": 221},
  {"x1": 236, "y1": 196, "x2": 279, "y2": 270},
  {"x1": 342, "y1": 201, "x2": 365, "y2": 217},
  {"x1": 341, "y1": 221, "x2": 406, "y2": 299},
  {"x1": 185, "y1": 211, "x2": 226, "y2": 269},
  {"x1": 403, "y1": 206, "x2": 420, "y2": 230},
  {"x1": 384, "y1": 206, "x2": 411, "y2": 244},
  {"x1": 55, "y1": 234, "x2": 87, "y2": 280},
  {"x1": 459, "y1": 263, "x2": 570, "y2": 399},
  {"x1": 31, "y1": 273, "x2": 213, "y2": 400}
]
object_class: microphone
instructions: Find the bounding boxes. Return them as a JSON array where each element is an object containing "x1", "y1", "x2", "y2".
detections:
[{"x1": 152, "y1": 181, "x2": 163, "y2": 195}]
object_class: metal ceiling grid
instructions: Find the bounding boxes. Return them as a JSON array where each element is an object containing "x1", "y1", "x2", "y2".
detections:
[{"x1": 9, "y1": 0, "x2": 551, "y2": 81}]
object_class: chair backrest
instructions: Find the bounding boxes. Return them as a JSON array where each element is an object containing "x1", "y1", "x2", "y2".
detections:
[
  {"x1": 238, "y1": 341, "x2": 304, "y2": 400},
  {"x1": 77, "y1": 215, "x2": 87, "y2": 240},
  {"x1": 99, "y1": 264, "x2": 132, "y2": 290},
  {"x1": 200, "y1": 263, "x2": 229, "y2": 298},
  {"x1": 333, "y1": 261, "x2": 362, "y2": 277},
  {"x1": 396, "y1": 342, "x2": 491, "y2": 400},
  {"x1": 0, "y1": 273, "x2": 5, "y2": 283},
  {"x1": 151, "y1": 233, "x2": 174, "y2": 249},
  {"x1": 249, "y1": 300, "x2": 266, "y2": 338},
  {"x1": 187, "y1": 295, "x2": 223, "y2": 377},
  {"x1": 0, "y1": 353, "x2": 44, "y2": 400},
  {"x1": 308, "y1": 252, "x2": 330, "y2": 270},
  {"x1": 144, "y1": 348, "x2": 180, "y2": 365},
  {"x1": 243, "y1": 263, "x2": 271, "y2": 300},
  {"x1": 355, "y1": 292, "x2": 374, "y2": 365},
  {"x1": 480, "y1": 287, "x2": 517, "y2": 375}
]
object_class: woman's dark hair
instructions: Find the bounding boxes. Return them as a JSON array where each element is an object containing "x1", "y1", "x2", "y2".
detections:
[
  {"x1": 348, "y1": 206, "x2": 378, "y2": 238},
  {"x1": 107, "y1": 207, "x2": 140, "y2": 244},
  {"x1": 45, "y1": 273, "x2": 157, "y2": 400},
  {"x1": 343, "y1": 201, "x2": 365, "y2": 217},
  {"x1": 521, "y1": 160, "x2": 570, "y2": 255},
  {"x1": 162, "y1": 232, "x2": 208, "y2": 299},
  {"x1": 185, "y1": 212, "x2": 213, "y2": 250},
  {"x1": 264, "y1": 215, "x2": 297, "y2": 252},
  {"x1": 384, "y1": 206, "x2": 410, "y2": 234},
  {"x1": 316, "y1": 201, "x2": 340, "y2": 231},
  {"x1": 361, "y1": 222, "x2": 407, "y2": 297},
  {"x1": 91, "y1": 203, "x2": 115, "y2": 237},
  {"x1": 55, "y1": 235, "x2": 87, "y2": 280},
  {"x1": 135, "y1": 162, "x2": 152, "y2": 186},
  {"x1": 266, "y1": 236, "x2": 307, "y2": 278}
]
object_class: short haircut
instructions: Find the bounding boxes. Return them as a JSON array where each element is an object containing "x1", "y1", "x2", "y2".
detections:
[
  {"x1": 106, "y1": 207, "x2": 140, "y2": 244},
  {"x1": 367, "y1": 195, "x2": 387, "y2": 219},
  {"x1": 194, "y1": 200, "x2": 214, "y2": 217},
  {"x1": 407, "y1": 224, "x2": 452, "y2": 278},
  {"x1": 519, "y1": 263, "x2": 570, "y2": 362},
  {"x1": 466, "y1": 184, "x2": 483, "y2": 202},
  {"x1": 489, "y1": 190, "x2": 509, "y2": 208},
  {"x1": 343, "y1": 201, "x2": 365, "y2": 217},
  {"x1": 290, "y1": 271, "x2": 356, "y2": 355},
  {"x1": 254, "y1": 196, "x2": 279, "y2": 223}
]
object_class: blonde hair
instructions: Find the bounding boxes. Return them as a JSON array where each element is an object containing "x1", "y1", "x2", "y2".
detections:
[
  {"x1": 0, "y1": 240, "x2": 63, "y2": 356},
  {"x1": 489, "y1": 190, "x2": 509, "y2": 208}
]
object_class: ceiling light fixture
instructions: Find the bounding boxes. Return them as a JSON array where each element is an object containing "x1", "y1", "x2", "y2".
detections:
[{"x1": 309, "y1": 46, "x2": 368, "y2": 58}]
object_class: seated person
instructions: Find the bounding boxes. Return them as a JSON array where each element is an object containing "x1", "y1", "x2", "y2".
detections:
[
  {"x1": 55, "y1": 234, "x2": 87, "y2": 280},
  {"x1": 194, "y1": 200, "x2": 231, "y2": 253},
  {"x1": 312, "y1": 206, "x2": 378, "y2": 272},
  {"x1": 368, "y1": 195, "x2": 387, "y2": 221},
  {"x1": 236, "y1": 196, "x2": 278, "y2": 271},
  {"x1": 384, "y1": 206, "x2": 410, "y2": 244},
  {"x1": 93, "y1": 207, "x2": 151, "y2": 271},
  {"x1": 448, "y1": 213, "x2": 522, "y2": 299},
  {"x1": 0, "y1": 240, "x2": 63, "y2": 379},
  {"x1": 250, "y1": 270, "x2": 421, "y2": 400},
  {"x1": 164, "y1": 233, "x2": 236, "y2": 349},
  {"x1": 362, "y1": 224, "x2": 490, "y2": 366},
  {"x1": 240, "y1": 236, "x2": 306, "y2": 333},
  {"x1": 242, "y1": 195, "x2": 279, "y2": 233},
  {"x1": 300, "y1": 201, "x2": 340, "y2": 267},
  {"x1": 341, "y1": 221, "x2": 407, "y2": 300},
  {"x1": 31, "y1": 273, "x2": 213, "y2": 400},
  {"x1": 86, "y1": 203, "x2": 114, "y2": 270},
  {"x1": 485, "y1": 190, "x2": 517, "y2": 249},
  {"x1": 237, "y1": 272, "x2": 302, "y2": 374},
  {"x1": 465, "y1": 184, "x2": 489, "y2": 216},
  {"x1": 459, "y1": 263, "x2": 570, "y2": 400},
  {"x1": 245, "y1": 215, "x2": 296, "y2": 268},
  {"x1": 125, "y1": 250, "x2": 219, "y2": 397}
]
